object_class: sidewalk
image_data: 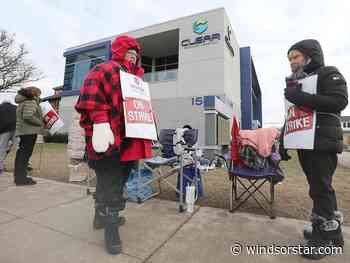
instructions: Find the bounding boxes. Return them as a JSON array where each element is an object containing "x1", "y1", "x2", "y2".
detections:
[
  {"x1": 338, "y1": 151, "x2": 350, "y2": 168},
  {"x1": 0, "y1": 173, "x2": 348, "y2": 263}
]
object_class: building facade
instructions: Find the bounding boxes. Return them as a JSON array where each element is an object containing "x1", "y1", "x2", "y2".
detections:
[{"x1": 58, "y1": 8, "x2": 262, "y2": 150}]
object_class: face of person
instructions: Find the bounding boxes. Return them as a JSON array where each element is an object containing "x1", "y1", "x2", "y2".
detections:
[
  {"x1": 124, "y1": 49, "x2": 137, "y2": 65},
  {"x1": 288, "y1": 50, "x2": 306, "y2": 73}
]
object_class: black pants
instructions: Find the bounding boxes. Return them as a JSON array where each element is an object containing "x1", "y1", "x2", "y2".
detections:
[
  {"x1": 297, "y1": 149, "x2": 338, "y2": 219},
  {"x1": 14, "y1": 135, "x2": 37, "y2": 183},
  {"x1": 89, "y1": 152, "x2": 135, "y2": 211}
]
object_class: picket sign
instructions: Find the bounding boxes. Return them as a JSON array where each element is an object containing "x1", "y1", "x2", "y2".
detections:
[
  {"x1": 120, "y1": 71, "x2": 157, "y2": 140},
  {"x1": 40, "y1": 101, "x2": 64, "y2": 135},
  {"x1": 284, "y1": 75, "x2": 318, "y2": 149}
]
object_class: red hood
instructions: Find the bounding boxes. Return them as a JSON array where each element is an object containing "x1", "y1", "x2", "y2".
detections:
[{"x1": 111, "y1": 35, "x2": 142, "y2": 68}]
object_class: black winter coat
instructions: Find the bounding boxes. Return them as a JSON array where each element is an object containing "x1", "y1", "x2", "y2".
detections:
[
  {"x1": 284, "y1": 39, "x2": 348, "y2": 153},
  {"x1": 0, "y1": 102, "x2": 17, "y2": 134}
]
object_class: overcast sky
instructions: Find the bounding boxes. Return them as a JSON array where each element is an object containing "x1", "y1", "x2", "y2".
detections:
[{"x1": 1, "y1": 0, "x2": 349, "y2": 125}]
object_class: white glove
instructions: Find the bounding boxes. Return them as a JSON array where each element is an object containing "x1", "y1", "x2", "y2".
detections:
[{"x1": 92, "y1": 123, "x2": 115, "y2": 153}]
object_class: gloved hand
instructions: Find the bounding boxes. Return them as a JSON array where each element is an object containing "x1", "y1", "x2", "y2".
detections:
[
  {"x1": 284, "y1": 82, "x2": 309, "y2": 105},
  {"x1": 92, "y1": 123, "x2": 114, "y2": 153},
  {"x1": 278, "y1": 144, "x2": 291, "y2": 161}
]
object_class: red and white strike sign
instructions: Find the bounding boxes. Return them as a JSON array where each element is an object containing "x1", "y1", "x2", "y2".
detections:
[
  {"x1": 40, "y1": 101, "x2": 64, "y2": 135},
  {"x1": 120, "y1": 71, "x2": 157, "y2": 140},
  {"x1": 283, "y1": 75, "x2": 317, "y2": 149},
  {"x1": 124, "y1": 97, "x2": 154, "y2": 124}
]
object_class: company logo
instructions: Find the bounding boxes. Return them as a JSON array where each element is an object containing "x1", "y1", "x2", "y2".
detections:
[
  {"x1": 193, "y1": 17, "x2": 208, "y2": 34},
  {"x1": 181, "y1": 17, "x2": 220, "y2": 49},
  {"x1": 181, "y1": 33, "x2": 221, "y2": 48},
  {"x1": 225, "y1": 26, "x2": 234, "y2": 57}
]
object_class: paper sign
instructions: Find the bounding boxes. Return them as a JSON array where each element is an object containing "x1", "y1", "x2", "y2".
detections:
[
  {"x1": 40, "y1": 101, "x2": 64, "y2": 135},
  {"x1": 120, "y1": 71, "x2": 157, "y2": 140},
  {"x1": 284, "y1": 74, "x2": 317, "y2": 149}
]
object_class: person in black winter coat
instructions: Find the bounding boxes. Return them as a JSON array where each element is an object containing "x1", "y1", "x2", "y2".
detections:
[
  {"x1": 0, "y1": 101, "x2": 17, "y2": 175},
  {"x1": 280, "y1": 39, "x2": 348, "y2": 260}
]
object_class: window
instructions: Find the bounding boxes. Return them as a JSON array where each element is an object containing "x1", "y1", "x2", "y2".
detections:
[
  {"x1": 154, "y1": 55, "x2": 178, "y2": 71},
  {"x1": 143, "y1": 54, "x2": 178, "y2": 82},
  {"x1": 155, "y1": 57, "x2": 166, "y2": 72},
  {"x1": 141, "y1": 56, "x2": 153, "y2": 73},
  {"x1": 63, "y1": 48, "x2": 107, "y2": 91},
  {"x1": 63, "y1": 64, "x2": 74, "y2": 90},
  {"x1": 90, "y1": 58, "x2": 105, "y2": 69},
  {"x1": 75, "y1": 48, "x2": 106, "y2": 63},
  {"x1": 72, "y1": 61, "x2": 91, "y2": 90}
]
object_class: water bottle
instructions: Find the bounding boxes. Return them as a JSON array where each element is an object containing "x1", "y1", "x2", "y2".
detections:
[{"x1": 186, "y1": 184, "x2": 196, "y2": 213}]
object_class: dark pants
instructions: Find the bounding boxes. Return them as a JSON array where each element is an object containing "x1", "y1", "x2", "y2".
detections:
[
  {"x1": 89, "y1": 152, "x2": 135, "y2": 211},
  {"x1": 14, "y1": 135, "x2": 37, "y2": 183},
  {"x1": 297, "y1": 149, "x2": 338, "y2": 219}
]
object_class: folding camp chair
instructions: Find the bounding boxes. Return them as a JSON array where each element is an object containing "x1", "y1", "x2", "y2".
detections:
[
  {"x1": 216, "y1": 118, "x2": 281, "y2": 219},
  {"x1": 140, "y1": 128, "x2": 201, "y2": 212},
  {"x1": 229, "y1": 164, "x2": 277, "y2": 219},
  {"x1": 215, "y1": 150, "x2": 278, "y2": 219}
]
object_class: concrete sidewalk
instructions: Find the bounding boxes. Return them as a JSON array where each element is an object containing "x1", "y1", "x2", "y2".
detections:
[
  {"x1": 0, "y1": 173, "x2": 348, "y2": 263},
  {"x1": 338, "y1": 151, "x2": 350, "y2": 168}
]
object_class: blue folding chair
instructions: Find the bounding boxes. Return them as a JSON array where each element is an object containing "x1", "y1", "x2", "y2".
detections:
[
  {"x1": 216, "y1": 153, "x2": 281, "y2": 219},
  {"x1": 229, "y1": 164, "x2": 277, "y2": 219}
]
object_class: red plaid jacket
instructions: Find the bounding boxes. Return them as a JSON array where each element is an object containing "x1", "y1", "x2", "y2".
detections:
[{"x1": 75, "y1": 36, "x2": 152, "y2": 161}]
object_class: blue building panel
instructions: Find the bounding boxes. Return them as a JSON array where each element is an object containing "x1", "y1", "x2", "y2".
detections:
[
  {"x1": 240, "y1": 47, "x2": 252, "y2": 129},
  {"x1": 240, "y1": 47, "x2": 262, "y2": 129}
]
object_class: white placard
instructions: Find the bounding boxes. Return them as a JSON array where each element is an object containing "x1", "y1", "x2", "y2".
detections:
[
  {"x1": 40, "y1": 101, "x2": 64, "y2": 135},
  {"x1": 284, "y1": 74, "x2": 318, "y2": 149},
  {"x1": 120, "y1": 71, "x2": 157, "y2": 140}
]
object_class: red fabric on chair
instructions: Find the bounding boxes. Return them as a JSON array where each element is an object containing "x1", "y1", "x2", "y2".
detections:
[{"x1": 231, "y1": 116, "x2": 241, "y2": 166}]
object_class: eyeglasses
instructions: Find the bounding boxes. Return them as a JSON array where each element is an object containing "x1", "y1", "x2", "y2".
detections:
[{"x1": 126, "y1": 50, "x2": 138, "y2": 56}]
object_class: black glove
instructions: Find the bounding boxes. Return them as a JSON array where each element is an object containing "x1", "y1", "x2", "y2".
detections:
[
  {"x1": 279, "y1": 144, "x2": 291, "y2": 161},
  {"x1": 284, "y1": 81, "x2": 301, "y2": 101},
  {"x1": 284, "y1": 82, "x2": 313, "y2": 107}
]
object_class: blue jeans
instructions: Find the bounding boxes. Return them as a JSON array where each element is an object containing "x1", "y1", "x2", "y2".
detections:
[{"x1": 0, "y1": 131, "x2": 16, "y2": 172}]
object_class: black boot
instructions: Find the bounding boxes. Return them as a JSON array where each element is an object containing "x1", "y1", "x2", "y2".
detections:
[
  {"x1": 93, "y1": 204, "x2": 126, "y2": 230},
  {"x1": 303, "y1": 211, "x2": 344, "y2": 247},
  {"x1": 93, "y1": 211, "x2": 126, "y2": 229},
  {"x1": 104, "y1": 207, "x2": 122, "y2": 255},
  {"x1": 15, "y1": 177, "x2": 37, "y2": 186},
  {"x1": 93, "y1": 204, "x2": 107, "y2": 230},
  {"x1": 301, "y1": 215, "x2": 343, "y2": 260}
]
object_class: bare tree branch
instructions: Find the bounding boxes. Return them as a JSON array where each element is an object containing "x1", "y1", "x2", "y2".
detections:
[{"x1": 0, "y1": 30, "x2": 43, "y2": 90}]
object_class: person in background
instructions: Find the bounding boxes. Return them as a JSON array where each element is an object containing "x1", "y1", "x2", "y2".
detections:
[
  {"x1": 280, "y1": 39, "x2": 348, "y2": 260},
  {"x1": 14, "y1": 86, "x2": 45, "y2": 185},
  {"x1": 0, "y1": 100, "x2": 17, "y2": 175}
]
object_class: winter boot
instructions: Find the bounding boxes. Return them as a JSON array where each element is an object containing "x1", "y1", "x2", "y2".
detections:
[
  {"x1": 301, "y1": 214, "x2": 343, "y2": 260},
  {"x1": 303, "y1": 211, "x2": 344, "y2": 247},
  {"x1": 93, "y1": 204, "x2": 126, "y2": 230},
  {"x1": 104, "y1": 207, "x2": 122, "y2": 255},
  {"x1": 15, "y1": 177, "x2": 37, "y2": 186}
]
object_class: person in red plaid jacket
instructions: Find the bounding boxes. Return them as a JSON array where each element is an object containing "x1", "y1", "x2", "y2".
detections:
[{"x1": 75, "y1": 35, "x2": 152, "y2": 255}]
